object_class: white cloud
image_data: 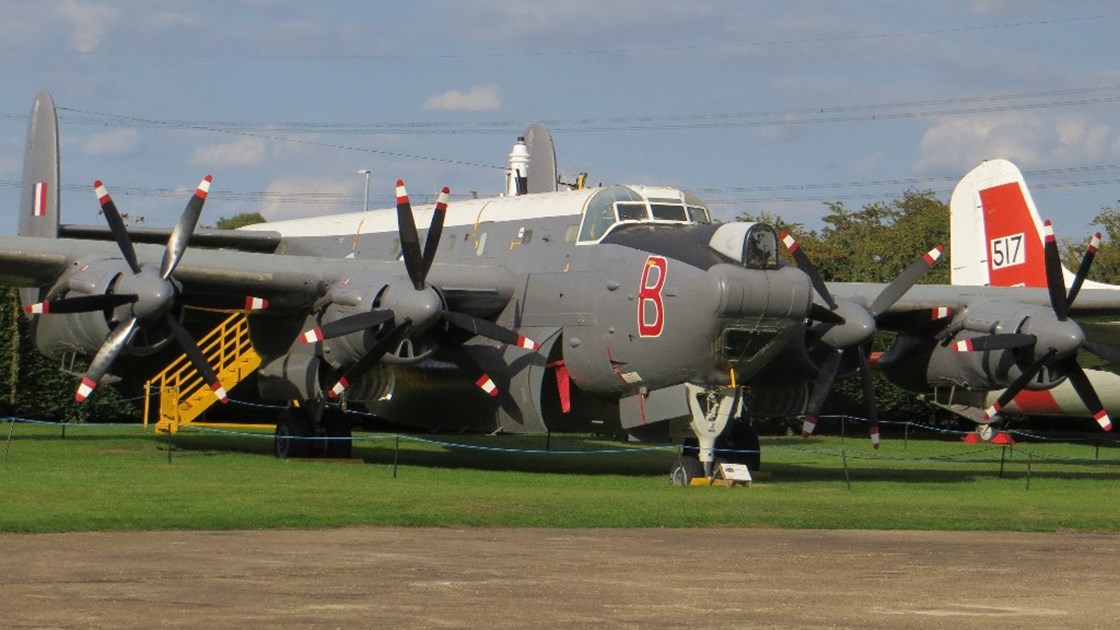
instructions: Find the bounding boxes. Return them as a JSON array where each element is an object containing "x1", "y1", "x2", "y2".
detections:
[
  {"x1": 259, "y1": 175, "x2": 352, "y2": 221},
  {"x1": 914, "y1": 114, "x2": 1120, "y2": 172},
  {"x1": 57, "y1": 0, "x2": 119, "y2": 53},
  {"x1": 81, "y1": 129, "x2": 139, "y2": 157},
  {"x1": 191, "y1": 137, "x2": 269, "y2": 169},
  {"x1": 424, "y1": 84, "x2": 503, "y2": 112}
]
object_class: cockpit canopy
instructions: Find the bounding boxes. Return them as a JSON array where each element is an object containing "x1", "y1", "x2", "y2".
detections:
[
  {"x1": 708, "y1": 222, "x2": 780, "y2": 269},
  {"x1": 577, "y1": 185, "x2": 712, "y2": 243}
]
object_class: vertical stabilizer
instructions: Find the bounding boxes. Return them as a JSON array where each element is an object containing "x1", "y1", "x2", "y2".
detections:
[
  {"x1": 950, "y1": 159, "x2": 1046, "y2": 287},
  {"x1": 523, "y1": 122, "x2": 558, "y2": 194},
  {"x1": 950, "y1": 158, "x2": 1118, "y2": 291},
  {"x1": 18, "y1": 91, "x2": 61, "y2": 310},
  {"x1": 19, "y1": 91, "x2": 60, "y2": 239}
]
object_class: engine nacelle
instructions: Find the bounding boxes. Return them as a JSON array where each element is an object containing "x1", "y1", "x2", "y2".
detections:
[
  {"x1": 31, "y1": 256, "x2": 174, "y2": 359},
  {"x1": 880, "y1": 301, "x2": 1068, "y2": 394},
  {"x1": 315, "y1": 275, "x2": 443, "y2": 367}
]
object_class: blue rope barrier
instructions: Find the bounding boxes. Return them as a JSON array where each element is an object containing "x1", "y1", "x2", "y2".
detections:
[{"x1": 6, "y1": 405, "x2": 1119, "y2": 464}]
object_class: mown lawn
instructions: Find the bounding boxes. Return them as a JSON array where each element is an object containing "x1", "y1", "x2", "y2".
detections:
[{"x1": 2, "y1": 420, "x2": 1117, "y2": 533}]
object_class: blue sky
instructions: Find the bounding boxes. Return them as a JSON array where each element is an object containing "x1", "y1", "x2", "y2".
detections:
[{"x1": 2, "y1": 1, "x2": 1119, "y2": 242}]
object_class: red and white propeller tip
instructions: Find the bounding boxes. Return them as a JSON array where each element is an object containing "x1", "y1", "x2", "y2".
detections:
[{"x1": 475, "y1": 374, "x2": 499, "y2": 397}]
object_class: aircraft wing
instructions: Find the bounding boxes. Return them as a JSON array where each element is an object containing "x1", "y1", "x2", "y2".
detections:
[
  {"x1": 0, "y1": 234, "x2": 515, "y2": 315},
  {"x1": 59, "y1": 224, "x2": 283, "y2": 254},
  {"x1": 831, "y1": 283, "x2": 1120, "y2": 320}
]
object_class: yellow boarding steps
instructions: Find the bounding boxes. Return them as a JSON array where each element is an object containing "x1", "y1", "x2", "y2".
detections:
[{"x1": 144, "y1": 312, "x2": 262, "y2": 433}]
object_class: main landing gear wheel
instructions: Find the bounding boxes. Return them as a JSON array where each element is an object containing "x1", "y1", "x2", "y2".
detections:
[
  {"x1": 275, "y1": 407, "x2": 312, "y2": 459},
  {"x1": 324, "y1": 414, "x2": 353, "y2": 459},
  {"x1": 669, "y1": 455, "x2": 704, "y2": 486}
]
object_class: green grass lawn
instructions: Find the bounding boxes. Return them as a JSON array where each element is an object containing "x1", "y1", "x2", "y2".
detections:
[{"x1": 2, "y1": 420, "x2": 1118, "y2": 533}]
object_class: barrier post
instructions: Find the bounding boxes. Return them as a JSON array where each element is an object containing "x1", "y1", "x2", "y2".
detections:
[
  {"x1": 4, "y1": 417, "x2": 14, "y2": 459},
  {"x1": 392, "y1": 435, "x2": 401, "y2": 479},
  {"x1": 999, "y1": 447, "x2": 1006, "y2": 478},
  {"x1": 1025, "y1": 452, "x2": 1032, "y2": 490},
  {"x1": 841, "y1": 449, "x2": 851, "y2": 490}
]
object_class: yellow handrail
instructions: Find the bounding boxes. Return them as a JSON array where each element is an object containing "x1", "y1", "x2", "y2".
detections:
[{"x1": 144, "y1": 312, "x2": 261, "y2": 433}]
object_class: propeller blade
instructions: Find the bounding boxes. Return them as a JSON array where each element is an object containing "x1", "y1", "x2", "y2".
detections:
[
  {"x1": 1083, "y1": 339, "x2": 1120, "y2": 365},
  {"x1": 802, "y1": 349, "x2": 842, "y2": 437},
  {"x1": 420, "y1": 187, "x2": 450, "y2": 283},
  {"x1": 180, "y1": 292, "x2": 269, "y2": 312},
  {"x1": 808, "y1": 302, "x2": 845, "y2": 325},
  {"x1": 951, "y1": 334, "x2": 1036, "y2": 352},
  {"x1": 982, "y1": 348, "x2": 1057, "y2": 421},
  {"x1": 1064, "y1": 360, "x2": 1112, "y2": 431},
  {"x1": 1042, "y1": 220, "x2": 1069, "y2": 321},
  {"x1": 1066, "y1": 232, "x2": 1101, "y2": 306},
  {"x1": 327, "y1": 319, "x2": 412, "y2": 399},
  {"x1": 166, "y1": 315, "x2": 228, "y2": 403},
  {"x1": 395, "y1": 180, "x2": 425, "y2": 290},
  {"x1": 300, "y1": 310, "x2": 395, "y2": 344},
  {"x1": 162, "y1": 175, "x2": 211, "y2": 280},
  {"x1": 439, "y1": 344, "x2": 501, "y2": 397},
  {"x1": 94, "y1": 180, "x2": 142, "y2": 274},
  {"x1": 75, "y1": 316, "x2": 138, "y2": 402},
  {"x1": 440, "y1": 311, "x2": 540, "y2": 350},
  {"x1": 857, "y1": 346, "x2": 880, "y2": 449},
  {"x1": 780, "y1": 231, "x2": 836, "y2": 310},
  {"x1": 24, "y1": 293, "x2": 138, "y2": 315},
  {"x1": 868, "y1": 246, "x2": 943, "y2": 318}
]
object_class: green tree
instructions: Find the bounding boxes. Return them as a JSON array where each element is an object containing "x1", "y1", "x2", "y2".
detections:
[
  {"x1": 740, "y1": 190, "x2": 952, "y2": 425},
  {"x1": 214, "y1": 212, "x2": 266, "y2": 230},
  {"x1": 1, "y1": 287, "x2": 138, "y2": 422}
]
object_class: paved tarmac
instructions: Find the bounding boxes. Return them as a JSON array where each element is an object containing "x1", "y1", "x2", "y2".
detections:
[{"x1": 1, "y1": 528, "x2": 1117, "y2": 629}]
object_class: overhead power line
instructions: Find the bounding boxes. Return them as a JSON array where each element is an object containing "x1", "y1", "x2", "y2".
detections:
[{"x1": 41, "y1": 83, "x2": 1120, "y2": 136}]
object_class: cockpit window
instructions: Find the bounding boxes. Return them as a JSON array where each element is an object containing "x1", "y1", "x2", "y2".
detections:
[
  {"x1": 616, "y1": 202, "x2": 649, "y2": 221},
  {"x1": 578, "y1": 186, "x2": 643, "y2": 242},
  {"x1": 577, "y1": 186, "x2": 714, "y2": 243},
  {"x1": 650, "y1": 203, "x2": 688, "y2": 221},
  {"x1": 687, "y1": 206, "x2": 711, "y2": 223},
  {"x1": 744, "y1": 224, "x2": 779, "y2": 269}
]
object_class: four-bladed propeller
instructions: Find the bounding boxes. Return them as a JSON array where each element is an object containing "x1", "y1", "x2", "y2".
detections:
[
  {"x1": 25, "y1": 176, "x2": 268, "y2": 403},
  {"x1": 782, "y1": 232, "x2": 944, "y2": 448},
  {"x1": 301, "y1": 180, "x2": 540, "y2": 399},
  {"x1": 953, "y1": 220, "x2": 1116, "y2": 431}
]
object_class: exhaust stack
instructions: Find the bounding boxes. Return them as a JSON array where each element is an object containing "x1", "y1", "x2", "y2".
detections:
[{"x1": 506, "y1": 136, "x2": 529, "y2": 196}]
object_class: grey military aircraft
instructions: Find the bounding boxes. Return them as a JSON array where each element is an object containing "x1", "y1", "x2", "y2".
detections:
[{"x1": 2, "y1": 93, "x2": 1118, "y2": 483}]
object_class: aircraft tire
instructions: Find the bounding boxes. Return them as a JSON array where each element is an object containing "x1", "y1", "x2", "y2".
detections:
[
  {"x1": 275, "y1": 407, "x2": 312, "y2": 459},
  {"x1": 669, "y1": 455, "x2": 704, "y2": 486},
  {"x1": 324, "y1": 415, "x2": 353, "y2": 459},
  {"x1": 727, "y1": 422, "x2": 762, "y2": 471}
]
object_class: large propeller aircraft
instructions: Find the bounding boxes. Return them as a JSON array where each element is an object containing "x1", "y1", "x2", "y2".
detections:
[
  {"x1": 937, "y1": 158, "x2": 1120, "y2": 427},
  {"x1": 3, "y1": 93, "x2": 1119, "y2": 481}
]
